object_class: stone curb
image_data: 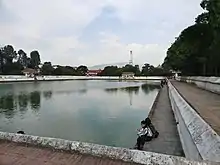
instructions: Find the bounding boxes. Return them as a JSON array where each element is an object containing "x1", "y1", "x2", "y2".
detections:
[
  {"x1": 0, "y1": 131, "x2": 218, "y2": 165},
  {"x1": 148, "y1": 88, "x2": 162, "y2": 118},
  {"x1": 181, "y1": 77, "x2": 220, "y2": 94},
  {"x1": 168, "y1": 81, "x2": 220, "y2": 162}
]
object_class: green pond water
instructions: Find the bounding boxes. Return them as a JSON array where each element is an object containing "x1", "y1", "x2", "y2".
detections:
[{"x1": 0, "y1": 80, "x2": 159, "y2": 148}]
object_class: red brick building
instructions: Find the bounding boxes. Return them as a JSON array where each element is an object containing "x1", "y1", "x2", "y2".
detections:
[{"x1": 86, "y1": 70, "x2": 102, "y2": 76}]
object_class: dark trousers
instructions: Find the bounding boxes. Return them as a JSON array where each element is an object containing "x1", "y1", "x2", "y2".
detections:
[
  {"x1": 136, "y1": 136, "x2": 145, "y2": 150},
  {"x1": 136, "y1": 135, "x2": 153, "y2": 150}
]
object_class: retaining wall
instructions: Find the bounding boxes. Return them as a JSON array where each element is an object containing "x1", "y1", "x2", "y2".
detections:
[
  {"x1": 180, "y1": 76, "x2": 220, "y2": 94},
  {"x1": 0, "y1": 131, "x2": 217, "y2": 165},
  {"x1": 0, "y1": 75, "x2": 164, "y2": 82},
  {"x1": 168, "y1": 81, "x2": 220, "y2": 162}
]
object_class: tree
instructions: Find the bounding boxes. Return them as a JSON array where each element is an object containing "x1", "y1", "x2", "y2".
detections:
[
  {"x1": 41, "y1": 62, "x2": 54, "y2": 75},
  {"x1": 163, "y1": 23, "x2": 213, "y2": 76},
  {"x1": 52, "y1": 65, "x2": 77, "y2": 75},
  {"x1": 163, "y1": 0, "x2": 220, "y2": 76},
  {"x1": 121, "y1": 64, "x2": 141, "y2": 76},
  {"x1": 3, "y1": 62, "x2": 24, "y2": 75},
  {"x1": 18, "y1": 49, "x2": 28, "y2": 67},
  {"x1": 52, "y1": 66, "x2": 63, "y2": 75},
  {"x1": 134, "y1": 65, "x2": 141, "y2": 76},
  {"x1": 30, "y1": 50, "x2": 41, "y2": 68},
  {"x1": 99, "y1": 66, "x2": 121, "y2": 76},
  {"x1": 1, "y1": 45, "x2": 17, "y2": 64},
  {"x1": 197, "y1": 0, "x2": 220, "y2": 75},
  {"x1": 0, "y1": 45, "x2": 17, "y2": 74},
  {"x1": 76, "y1": 65, "x2": 88, "y2": 76},
  {"x1": 0, "y1": 49, "x2": 3, "y2": 73}
]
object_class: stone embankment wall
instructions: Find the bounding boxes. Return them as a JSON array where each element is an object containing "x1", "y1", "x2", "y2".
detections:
[
  {"x1": 0, "y1": 75, "x2": 164, "y2": 82},
  {"x1": 179, "y1": 76, "x2": 220, "y2": 94},
  {"x1": 0, "y1": 131, "x2": 217, "y2": 165},
  {"x1": 168, "y1": 81, "x2": 220, "y2": 162}
]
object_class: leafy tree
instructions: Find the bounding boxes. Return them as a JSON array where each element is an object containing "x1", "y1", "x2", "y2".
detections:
[
  {"x1": 52, "y1": 66, "x2": 63, "y2": 75},
  {"x1": 30, "y1": 50, "x2": 41, "y2": 68},
  {"x1": 1, "y1": 45, "x2": 17, "y2": 64},
  {"x1": 41, "y1": 62, "x2": 54, "y2": 75},
  {"x1": 121, "y1": 64, "x2": 141, "y2": 76},
  {"x1": 0, "y1": 49, "x2": 4, "y2": 73},
  {"x1": 99, "y1": 66, "x2": 121, "y2": 76},
  {"x1": 3, "y1": 62, "x2": 24, "y2": 75},
  {"x1": 165, "y1": 23, "x2": 213, "y2": 75},
  {"x1": 18, "y1": 49, "x2": 28, "y2": 67},
  {"x1": 52, "y1": 66, "x2": 77, "y2": 75},
  {"x1": 162, "y1": 0, "x2": 220, "y2": 77},
  {"x1": 0, "y1": 45, "x2": 17, "y2": 74},
  {"x1": 76, "y1": 65, "x2": 88, "y2": 75},
  {"x1": 142, "y1": 64, "x2": 170, "y2": 76}
]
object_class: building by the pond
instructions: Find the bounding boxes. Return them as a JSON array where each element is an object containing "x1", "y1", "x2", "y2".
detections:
[
  {"x1": 86, "y1": 70, "x2": 102, "y2": 76},
  {"x1": 22, "y1": 68, "x2": 39, "y2": 77},
  {"x1": 121, "y1": 72, "x2": 135, "y2": 79}
]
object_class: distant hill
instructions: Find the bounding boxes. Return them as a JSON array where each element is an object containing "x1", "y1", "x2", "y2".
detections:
[
  {"x1": 89, "y1": 62, "x2": 145, "y2": 70},
  {"x1": 89, "y1": 62, "x2": 128, "y2": 70}
]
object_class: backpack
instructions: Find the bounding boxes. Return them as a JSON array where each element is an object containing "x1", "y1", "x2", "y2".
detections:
[{"x1": 145, "y1": 118, "x2": 159, "y2": 138}]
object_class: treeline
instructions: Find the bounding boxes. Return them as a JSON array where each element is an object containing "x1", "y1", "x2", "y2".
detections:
[
  {"x1": 99, "y1": 64, "x2": 172, "y2": 76},
  {"x1": 41, "y1": 63, "x2": 88, "y2": 76},
  {"x1": 163, "y1": 0, "x2": 220, "y2": 76},
  {"x1": 0, "y1": 45, "x2": 89, "y2": 76},
  {"x1": 0, "y1": 45, "x2": 40, "y2": 74},
  {"x1": 0, "y1": 44, "x2": 171, "y2": 76}
]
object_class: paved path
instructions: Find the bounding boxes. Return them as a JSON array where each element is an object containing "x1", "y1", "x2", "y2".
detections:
[
  {"x1": 172, "y1": 81, "x2": 220, "y2": 135},
  {"x1": 0, "y1": 141, "x2": 138, "y2": 165},
  {"x1": 144, "y1": 86, "x2": 184, "y2": 157}
]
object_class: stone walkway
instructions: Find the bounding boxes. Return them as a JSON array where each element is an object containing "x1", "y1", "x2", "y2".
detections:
[
  {"x1": 144, "y1": 86, "x2": 184, "y2": 157},
  {"x1": 172, "y1": 81, "x2": 220, "y2": 135},
  {"x1": 0, "y1": 141, "x2": 138, "y2": 165}
]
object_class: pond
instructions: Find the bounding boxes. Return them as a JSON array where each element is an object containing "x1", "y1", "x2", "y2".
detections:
[{"x1": 0, "y1": 80, "x2": 160, "y2": 148}]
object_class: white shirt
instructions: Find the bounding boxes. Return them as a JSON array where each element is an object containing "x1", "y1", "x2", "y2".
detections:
[{"x1": 137, "y1": 127, "x2": 152, "y2": 137}]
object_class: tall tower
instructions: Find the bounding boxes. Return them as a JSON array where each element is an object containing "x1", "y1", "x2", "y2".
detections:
[{"x1": 129, "y1": 50, "x2": 133, "y2": 66}]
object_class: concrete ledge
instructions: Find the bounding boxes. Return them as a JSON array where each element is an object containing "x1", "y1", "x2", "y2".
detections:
[
  {"x1": 0, "y1": 75, "x2": 164, "y2": 83},
  {"x1": 148, "y1": 88, "x2": 162, "y2": 118},
  {"x1": 180, "y1": 77, "x2": 220, "y2": 94},
  {"x1": 0, "y1": 131, "x2": 216, "y2": 165},
  {"x1": 168, "y1": 81, "x2": 220, "y2": 162}
]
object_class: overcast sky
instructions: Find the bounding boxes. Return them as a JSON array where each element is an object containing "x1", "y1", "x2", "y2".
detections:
[{"x1": 0, "y1": 0, "x2": 203, "y2": 67}]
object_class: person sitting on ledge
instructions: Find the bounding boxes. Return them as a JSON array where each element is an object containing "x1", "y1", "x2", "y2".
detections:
[
  {"x1": 17, "y1": 131, "x2": 25, "y2": 134},
  {"x1": 134, "y1": 120, "x2": 153, "y2": 150},
  {"x1": 145, "y1": 117, "x2": 159, "y2": 138}
]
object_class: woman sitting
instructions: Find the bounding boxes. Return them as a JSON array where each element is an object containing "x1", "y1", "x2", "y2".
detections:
[{"x1": 134, "y1": 120, "x2": 153, "y2": 150}]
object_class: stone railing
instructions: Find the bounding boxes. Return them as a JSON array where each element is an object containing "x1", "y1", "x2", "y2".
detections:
[
  {"x1": 180, "y1": 76, "x2": 220, "y2": 94},
  {"x1": 0, "y1": 75, "x2": 165, "y2": 82},
  {"x1": 0, "y1": 131, "x2": 217, "y2": 165},
  {"x1": 168, "y1": 81, "x2": 220, "y2": 162}
]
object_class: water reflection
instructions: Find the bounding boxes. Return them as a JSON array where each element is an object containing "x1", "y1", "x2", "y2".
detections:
[
  {"x1": 30, "y1": 91, "x2": 41, "y2": 112},
  {"x1": 105, "y1": 88, "x2": 118, "y2": 93},
  {"x1": 0, "y1": 90, "x2": 53, "y2": 118},
  {"x1": 105, "y1": 86, "x2": 140, "y2": 94},
  {"x1": 120, "y1": 86, "x2": 140, "y2": 95},
  {"x1": 105, "y1": 84, "x2": 159, "y2": 95},
  {"x1": 0, "y1": 95, "x2": 15, "y2": 119},
  {"x1": 0, "y1": 81, "x2": 159, "y2": 148},
  {"x1": 18, "y1": 94, "x2": 29, "y2": 113},
  {"x1": 78, "y1": 89, "x2": 87, "y2": 94},
  {"x1": 141, "y1": 84, "x2": 160, "y2": 95},
  {"x1": 43, "y1": 91, "x2": 53, "y2": 100}
]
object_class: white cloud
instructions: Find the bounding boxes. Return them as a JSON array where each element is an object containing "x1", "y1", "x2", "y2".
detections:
[
  {"x1": 79, "y1": 32, "x2": 167, "y2": 66},
  {"x1": 0, "y1": 0, "x2": 203, "y2": 66}
]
